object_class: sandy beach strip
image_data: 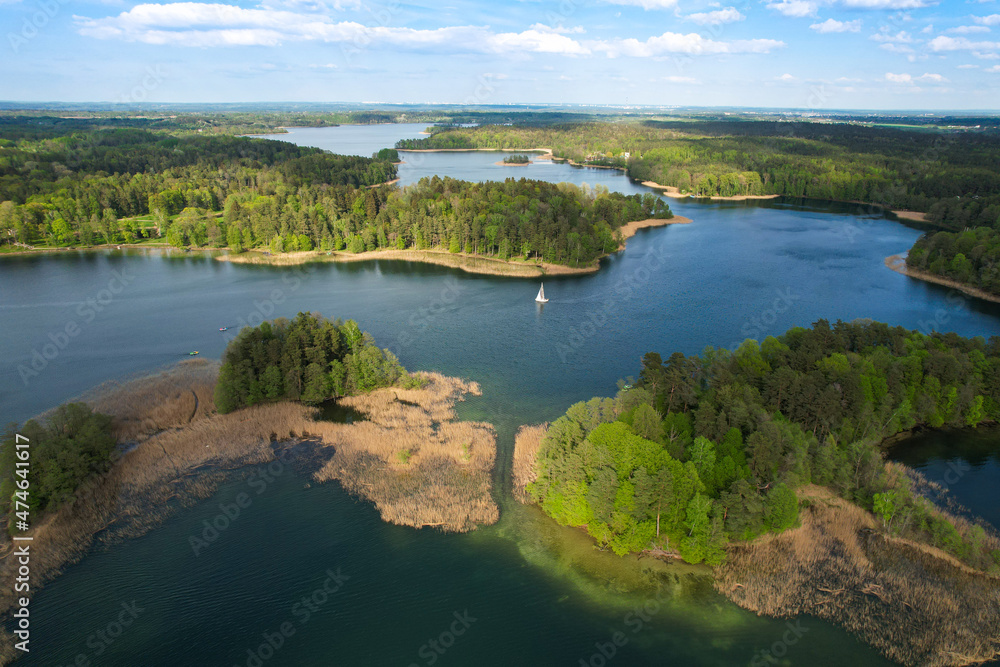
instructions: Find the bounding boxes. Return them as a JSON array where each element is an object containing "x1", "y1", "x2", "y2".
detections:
[{"x1": 884, "y1": 253, "x2": 1000, "y2": 304}]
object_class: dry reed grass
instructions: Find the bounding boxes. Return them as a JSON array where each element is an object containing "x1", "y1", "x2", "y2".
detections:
[
  {"x1": 0, "y1": 365, "x2": 497, "y2": 662},
  {"x1": 715, "y1": 485, "x2": 1000, "y2": 666},
  {"x1": 311, "y1": 372, "x2": 499, "y2": 531},
  {"x1": 512, "y1": 424, "x2": 547, "y2": 503}
]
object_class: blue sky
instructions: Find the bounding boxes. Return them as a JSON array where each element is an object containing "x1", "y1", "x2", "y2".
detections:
[{"x1": 2, "y1": 0, "x2": 999, "y2": 109}]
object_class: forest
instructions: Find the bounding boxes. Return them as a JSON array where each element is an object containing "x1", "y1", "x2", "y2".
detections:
[
  {"x1": 399, "y1": 119, "x2": 1000, "y2": 293},
  {"x1": 214, "y1": 312, "x2": 418, "y2": 413},
  {"x1": 529, "y1": 319, "x2": 1000, "y2": 570},
  {"x1": 906, "y1": 227, "x2": 1000, "y2": 295},
  {"x1": 0, "y1": 404, "x2": 116, "y2": 528},
  {"x1": 0, "y1": 121, "x2": 671, "y2": 268}
]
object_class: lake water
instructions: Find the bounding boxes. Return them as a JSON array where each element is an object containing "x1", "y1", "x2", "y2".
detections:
[{"x1": 2, "y1": 123, "x2": 999, "y2": 666}]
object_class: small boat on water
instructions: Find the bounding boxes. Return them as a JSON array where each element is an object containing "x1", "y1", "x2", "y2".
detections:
[
  {"x1": 189, "y1": 351, "x2": 199, "y2": 356},
  {"x1": 219, "y1": 327, "x2": 228, "y2": 331},
  {"x1": 535, "y1": 283, "x2": 549, "y2": 303}
]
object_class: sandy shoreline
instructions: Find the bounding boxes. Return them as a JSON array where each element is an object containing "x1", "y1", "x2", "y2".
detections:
[
  {"x1": 892, "y1": 210, "x2": 929, "y2": 223},
  {"x1": 399, "y1": 147, "x2": 553, "y2": 156},
  {"x1": 641, "y1": 181, "x2": 781, "y2": 201},
  {"x1": 885, "y1": 253, "x2": 1000, "y2": 304},
  {"x1": 216, "y1": 247, "x2": 599, "y2": 276},
  {"x1": 618, "y1": 216, "x2": 691, "y2": 242},
  {"x1": 216, "y1": 217, "x2": 688, "y2": 275},
  {"x1": 495, "y1": 161, "x2": 531, "y2": 166}
]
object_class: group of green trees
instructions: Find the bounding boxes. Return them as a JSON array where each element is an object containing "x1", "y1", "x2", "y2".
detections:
[
  {"x1": 0, "y1": 126, "x2": 397, "y2": 248},
  {"x1": 1, "y1": 120, "x2": 672, "y2": 268},
  {"x1": 531, "y1": 319, "x2": 1000, "y2": 570},
  {"x1": 0, "y1": 404, "x2": 116, "y2": 526},
  {"x1": 214, "y1": 313, "x2": 416, "y2": 414},
  {"x1": 907, "y1": 227, "x2": 1000, "y2": 295}
]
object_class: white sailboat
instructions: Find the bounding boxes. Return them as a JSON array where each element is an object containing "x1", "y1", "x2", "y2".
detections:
[{"x1": 535, "y1": 283, "x2": 549, "y2": 303}]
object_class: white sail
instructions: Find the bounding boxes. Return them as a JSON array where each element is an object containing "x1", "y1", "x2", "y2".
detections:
[{"x1": 535, "y1": 283, "x2": 548, "y2": 303}]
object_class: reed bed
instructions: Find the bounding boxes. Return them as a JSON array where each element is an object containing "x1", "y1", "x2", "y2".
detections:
[
  {"x1": 0, "y1": 366, "x2": 498, "y2": 662},
  {"x1": 512, "y1": 424, "x2": 547, "y2": 503},
  {"x1": 715, "y1": 485, "x2": 1000, "y2": 667},
  {"x1": 311, "y1": 372, "x2": 499, "y2": 531}
]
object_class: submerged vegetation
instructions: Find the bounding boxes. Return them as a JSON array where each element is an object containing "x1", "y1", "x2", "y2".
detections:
[{"x1": 529, "y1": 319, "x2": 1000, "y2": 572}]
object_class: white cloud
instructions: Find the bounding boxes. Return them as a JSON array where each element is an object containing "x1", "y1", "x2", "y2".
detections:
[
  {"x1": 957, "y1": 63, "x2": 979, "y2": 68},
  {"x1": 776, "y1": 73, "x2": 796, "y2": 80},
  {"x1": 885, "y1": 71, "x2": 948, "y2": 83},
  {"x1": 973, "y1": 14, "x2": 1000, "y2": 24},
  {"x1": 766, "y1": 1, "x2": 818, "y2": 17},
  {"x1": 660, "y1": 75, "x2": 698, "y2": 82},
  {"x1": 974, "y1": 50, "x2": 1000, "y2": 57},
  {"x1": 600, "y1": 0, "x2": 678, "y2": 9},
  {"x1": 880, "y1": 43, "x2": 914, "y2": 53},
  {"x1": 987, "y1": 64, "x2": 1000, "y2": 71},
  {"x1": 810, "y1": 18, "x2": 862, "y2": 33},
  {"x1": 685, "y1": 7, "x2": 745, "y2": 25},
  {"x1": 840, "y1": 0, "x2": 929, "y2": 7},
  {"x1": 75, "y1": 4, "x2": 592, "y2": 54},
  {"x1": 871, "y1": 29, "x2": 913, "y2": 43},
  {"x1": 528, "y1": 23, "x2": 585, "y2": 35},
  {"x1": 593, "y1": 31, "x2": 784, "y2": 56},
  {"x1": 927, "y1": 35, "x2": 1000, "y2": 50},
  {"x1": 946, "y1": 25, "x2": 991, "y2": 33}
]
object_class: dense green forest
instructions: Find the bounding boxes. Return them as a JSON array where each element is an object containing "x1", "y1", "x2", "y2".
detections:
[
  {"x1": 398, "y1": 121, "x2": 1000, "y2": 228},
  {"x1": 214, "y1": 313, "x2": 418, "y2": 414},
  {"x1": 907, "y1": 227, "x2": 1000, "y2": 295},
  {"x1": 0, "y1": 404, "x2": 116, "y2": 527},
  {"x1": 0, "y1": 121, "x2": 670, "y2": 267},
  {"x1": 530, "y1": 319, "x2": 1000, "y2": 570}
]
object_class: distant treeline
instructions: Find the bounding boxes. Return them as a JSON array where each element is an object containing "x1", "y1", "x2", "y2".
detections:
[
  {"x1": 215, "y1": 313, "x2": 419, "y2": 414},
  {"x1": 531, "y1": 319, "x2": 1000, "y2": 570},
  {"x1": 1, "y1": 123, "x2": 671, "y2": 267},
  {"x1": 398, "y1": 120, "x2": 1000, "y2": 293}
]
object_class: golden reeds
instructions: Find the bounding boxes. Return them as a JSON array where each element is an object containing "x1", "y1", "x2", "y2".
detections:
[
  {"x1": 715, "y1": 485, "x2": 1000, "y2": 667},
  {"x1": 0, "y1": 364, "x2": 498, "y2": 663},
  {"x1": 512, "y1": 424, "x2": 547, "y2": 503}
]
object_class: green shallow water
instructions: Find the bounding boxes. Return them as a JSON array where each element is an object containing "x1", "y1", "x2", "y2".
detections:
[{"x1": 3, "y1": 125, "x2": 1000, "y2": 666}]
